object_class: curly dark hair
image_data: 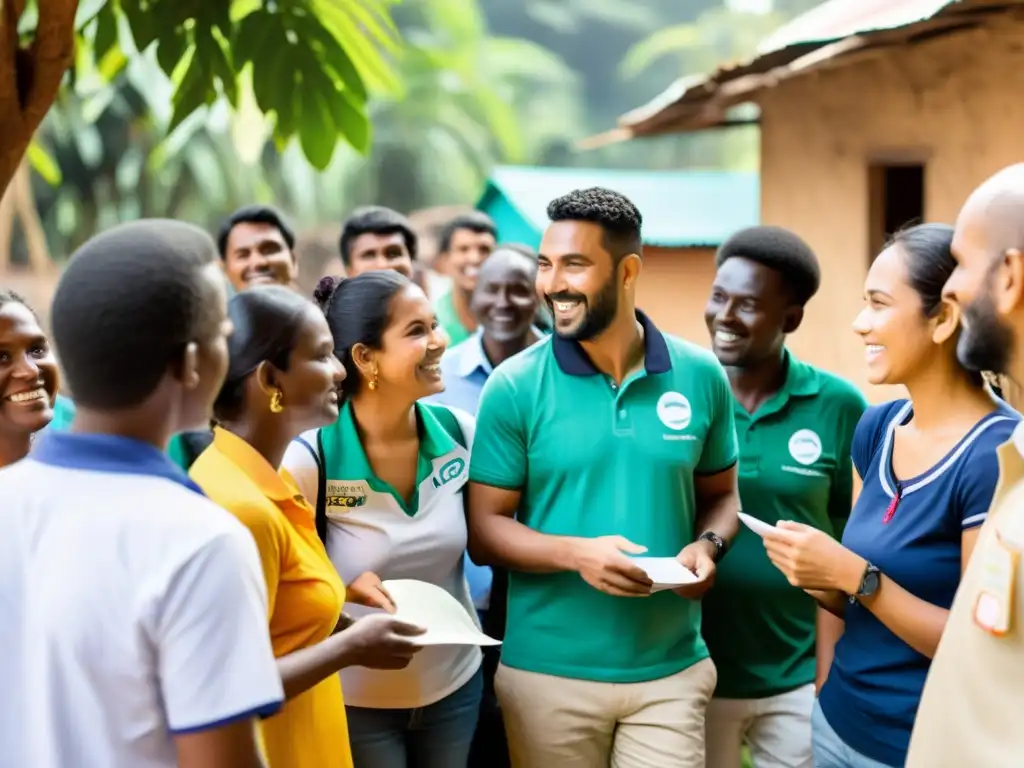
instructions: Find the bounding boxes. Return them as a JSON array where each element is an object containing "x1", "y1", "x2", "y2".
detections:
[
  {"x1": 546, "y1": 187, "x2": 643, "y2": 262},
  {"x1": 715, "y1": 225, "x2": 821, "y2": 306}
]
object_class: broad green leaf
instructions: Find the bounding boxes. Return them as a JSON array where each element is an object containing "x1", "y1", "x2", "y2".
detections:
[
  {"x1": 289, "y1": 12, "x2": 368, "y2": 104},
  {"x1": 620, "y1": 23, "x2": 703, "y2": 79},
  {"x1": 298, "y1": 90, "x2": 338, "y2": 170},
  {"x1": 26, "y1": 140, "x2": 62, "y2": 186},
  {"x1": 93, "y1": 5, "x2": 119, "y2": 60},
  {"x1": 156, "y1": 26, "x2": 189, "y2": 76},
  {"x1": 312, "y1": 0, "x2": 402, "y2": 96},
  {"x1": 168, "y1": 54, "x2": 208, "y2": 132},
  {"x1": 121, "y1": 0, "x2": 159, "y2": 51},
  {"x1": 328, "y1": 88, "x2": 371, "y2": 154}
]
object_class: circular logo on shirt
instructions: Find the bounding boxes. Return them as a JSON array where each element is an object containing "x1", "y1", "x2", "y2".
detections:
[
  {"x1": 788, "y1": 429, "x2": 823, "y2": 465},
  {"x1": 656, "y1": 391, "x2": 692, "y2": 431},
  {"x1": 434, "y1": 457, "x2": 466, "y2": 488}
]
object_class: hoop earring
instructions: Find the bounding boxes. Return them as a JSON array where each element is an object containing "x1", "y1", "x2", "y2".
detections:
[{"x1": 269, "y1": 389, "x2": 284, "y2": 413}]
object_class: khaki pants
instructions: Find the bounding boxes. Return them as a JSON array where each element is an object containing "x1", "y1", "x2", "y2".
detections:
[
  {"x1": 495, "y1": 658, "x2": 717, "y2": 768},
  {"x1": 704, "y1": 684, "x2": 815, "y2": 768}
]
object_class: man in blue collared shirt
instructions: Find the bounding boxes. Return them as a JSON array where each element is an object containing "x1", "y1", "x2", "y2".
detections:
[
  {"x1": 430, "y1": 247, "x2": 543, "y2": 416},
  {"x1": 426, "y1": 246, "x2": 541, "y2": 768}
]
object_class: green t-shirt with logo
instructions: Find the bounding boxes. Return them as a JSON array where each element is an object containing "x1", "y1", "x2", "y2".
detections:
[
  {"x1": 702, "y1": 351, "x2": 868, "y2": 699},
  {"x1": 469, "y1": 312, "x2": 739, "y2": 684}
]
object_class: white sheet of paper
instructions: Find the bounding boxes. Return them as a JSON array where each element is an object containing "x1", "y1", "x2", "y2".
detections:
[
  {"x1": 738, "y1": 511, "x2": 777, "y2": 538},
  {"x1": 383, "y1": 579, "x2": 501, "y2": 646},
  {"x1": 630, "y1": 557, "x2": 699, "y2": 592}
]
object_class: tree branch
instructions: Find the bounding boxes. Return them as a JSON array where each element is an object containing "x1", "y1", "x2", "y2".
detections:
[
  {"x1": 0, "y1": 0, "x2": 27, "y2": 119},
  {"x1": 0, "y1": 0, "x2": 79, "y2": 194},
  {"x1": 24, "y1": 0, "x2": 79, "y2": 126}
]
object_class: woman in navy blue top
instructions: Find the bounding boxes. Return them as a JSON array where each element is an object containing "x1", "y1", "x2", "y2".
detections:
[{"x1": 762, "y1": 223, "x2": 1019, "y2": 768}]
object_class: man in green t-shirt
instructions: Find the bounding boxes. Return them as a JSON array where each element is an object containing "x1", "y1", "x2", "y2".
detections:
[
  {"x1": 701, "y1": 226, "x2": 867, "y2": 768},
  {"x1": 468, "y1": 188, "x2": 741, "y2": 768}
]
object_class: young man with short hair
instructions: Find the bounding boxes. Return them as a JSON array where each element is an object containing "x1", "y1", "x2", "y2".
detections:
[
  {"x1": 700, "y1": 226, "x2": 867, "y2": 768},
  {"x1": 908, "y1": 163, "x2": 1024, "y2": 767},
  {"x1": 468, "y1": 188, "x2": 740, "y2": 767},
  {"x1": 434, "y1": 212, "x2": 498, "y2": 346},
  {"x1": 338, "y1": 205, "x2": 417, "y2": 279},
  {"x1": 218, "y1": 204, "x2": 298, "y2": 292},
  {"x1": 0, "y1": 219, "x2": 283, "y2": 768}
]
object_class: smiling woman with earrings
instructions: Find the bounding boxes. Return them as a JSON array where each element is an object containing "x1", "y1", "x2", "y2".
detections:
[
  {"x1": 189, "y1": 285, "x2": 429, "y2": 768},
  {"x1": 283, "y1": 271, "x2": 484, "y2": 768},
  {"x1": 760, "y1": 223, "x2": 1019, "y2": 768}
]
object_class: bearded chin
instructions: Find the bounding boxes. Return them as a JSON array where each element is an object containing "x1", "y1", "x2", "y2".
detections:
[{"x1": 957, "y1": 306, "x2": 1013, "y2": 376}]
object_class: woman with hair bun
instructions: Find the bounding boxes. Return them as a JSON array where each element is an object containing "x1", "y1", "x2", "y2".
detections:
[
  {"x1": 284, "y1": 272, "x2": 484, "y2": 768},
  {"x1": 190, "y1": 285, "x2": 426, "y2": 768}
]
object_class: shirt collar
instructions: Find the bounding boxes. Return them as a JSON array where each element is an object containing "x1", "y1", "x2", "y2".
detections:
[
  {"x1": 31, "y1": 431, "x2": 205, "y2": 496},
  {"x1": 210, "y1": 426, "x2": 296, "y2": 502},
  {"x1": 455, "y1": 326, "x2": 545, "y2": 379},
  {"x1": 552, "y1": 310, "x2": 670, "y2": 377},
  {"x1": 456, "y1": 331, "x2": 494, "y2": 378},
  {"x1": 781, "y1": 349, "x2": 820, "y2": 398},
  {"x1": 335, "y1": 400, "x2": 458, "y2": 475}
]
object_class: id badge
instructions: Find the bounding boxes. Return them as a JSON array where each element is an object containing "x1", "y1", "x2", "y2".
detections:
[{"x1": 973, "y1": 532, "x2": 1019, "y2": 636}]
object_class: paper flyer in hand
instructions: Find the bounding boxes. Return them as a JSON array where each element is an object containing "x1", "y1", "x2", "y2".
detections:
[{"x1": 384, "y1": 579, "x2": 502, "y2": 646}]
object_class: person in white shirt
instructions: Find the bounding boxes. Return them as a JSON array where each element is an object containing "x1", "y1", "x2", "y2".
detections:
[
  {"x1": 283, "y1": 271, "x2": 482, "y2": 768},
  {"x1": 0, "y1": 219, "x2": 284, "y2": 768}
]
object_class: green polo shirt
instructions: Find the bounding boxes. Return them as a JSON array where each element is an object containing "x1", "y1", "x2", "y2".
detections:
[
  {"x1": 434, "y1": 289, "x2": 473, "y2": 348},
  {"x1": 470, "y1": 311, "x2": 738, "y2": 683},
  {"x1": 702, "y1": 351, "x2": 867, "y2": 699}
]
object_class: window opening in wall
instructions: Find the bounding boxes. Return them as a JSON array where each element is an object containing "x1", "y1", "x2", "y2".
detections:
[{"x1": 868, "y1": 163, "x2": 925, "y2": 264}]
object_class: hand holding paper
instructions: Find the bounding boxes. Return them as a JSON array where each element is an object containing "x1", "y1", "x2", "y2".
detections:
[
  {"x1": 343, "y1": 613, "x2": 425, "y2": 670},
  {"x1": 572, "y1": 535, "x2": 653, "y2": 597},
  {"x1": 383, "y1": 579, "x2": 501, "y2": 646}
]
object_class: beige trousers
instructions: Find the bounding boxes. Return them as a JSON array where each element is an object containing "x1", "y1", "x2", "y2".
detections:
[
  {"x1": 495, "y1": 658, "x2": 717, "y2": 768},
  {"x1": 704, "y1": 684, "x2": 815, "y2": 768}
]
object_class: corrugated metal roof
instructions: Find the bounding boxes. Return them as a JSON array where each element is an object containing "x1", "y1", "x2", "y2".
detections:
[
  {"x1": 757, "y1": 0, "x2": 960, "y2": 53},
  {"x1": 580, "y1": 0, "x2": 1016, "y2": 146},
  {"x1": 477, "y1": 166, "x2": 759, "y2": 248}
]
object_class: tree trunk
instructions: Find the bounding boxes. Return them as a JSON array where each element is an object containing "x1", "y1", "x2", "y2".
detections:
[
  {"x1": 0, "y1": 155, "x2": 50, "y2": 272},
  {"x1": 0, "y1": 0, "x2": 80, "y2": 195}
]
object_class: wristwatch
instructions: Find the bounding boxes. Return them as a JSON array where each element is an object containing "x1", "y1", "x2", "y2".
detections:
[
  {"x1": 849, "y1": 563, "x2": 881, "y2": 604},
  {"x1": 698, "y1": 531, "x2": 728, "y2": 563}
]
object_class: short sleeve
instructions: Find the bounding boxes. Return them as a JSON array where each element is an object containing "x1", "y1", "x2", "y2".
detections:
[
  {"x1": 696, "y1": 361, "x2": 739, "y2": 475},
  {"x1": 469, "y1": 372, "x2": 527, "y2": 489},
  {"x1": 827, "y1": 387, "x2": 870, "y2": 537},
  {"x1": 230, "y1": 502, "x2": 288, "y2": 619},
  {"x1": 957, "y1": 438, "x2": 1008, "y2": 531},
  {"x1": 282, "y1": 433, "x2": 321, "y2": 509},
  {"x1": 157, "y1": 528, "x2": 283, "y2": 734}
]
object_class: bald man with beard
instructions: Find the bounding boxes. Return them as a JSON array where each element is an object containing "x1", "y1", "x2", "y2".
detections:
[{"x1": 907, "y1": 163, "x2": 1024, "y2": 767}]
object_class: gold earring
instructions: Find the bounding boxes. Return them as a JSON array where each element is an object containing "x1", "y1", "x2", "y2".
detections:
[
  {"x1": 269, "y1": 389, "x2": 284, "y2": 413},
  {"x1": 367, "y1": 370, "x2": 379, "y2": 391}
]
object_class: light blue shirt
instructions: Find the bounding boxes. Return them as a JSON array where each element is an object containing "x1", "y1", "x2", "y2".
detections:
[{"x1": 426, "y1": 328, "x2": 544, "y2": 610}]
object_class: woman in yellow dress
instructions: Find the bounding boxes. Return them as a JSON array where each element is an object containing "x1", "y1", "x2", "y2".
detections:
[{"x1": 191, "y1": 285, "x2": 425, "y2": 768}]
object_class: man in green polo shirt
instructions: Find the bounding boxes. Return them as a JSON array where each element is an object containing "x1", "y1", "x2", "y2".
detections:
[
  {"x1": 700, "y1": 226, "x2": 867, "y2": 768},
  {"x1": 468, "y1": 187, "x2": 741, "y2": 768}
]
